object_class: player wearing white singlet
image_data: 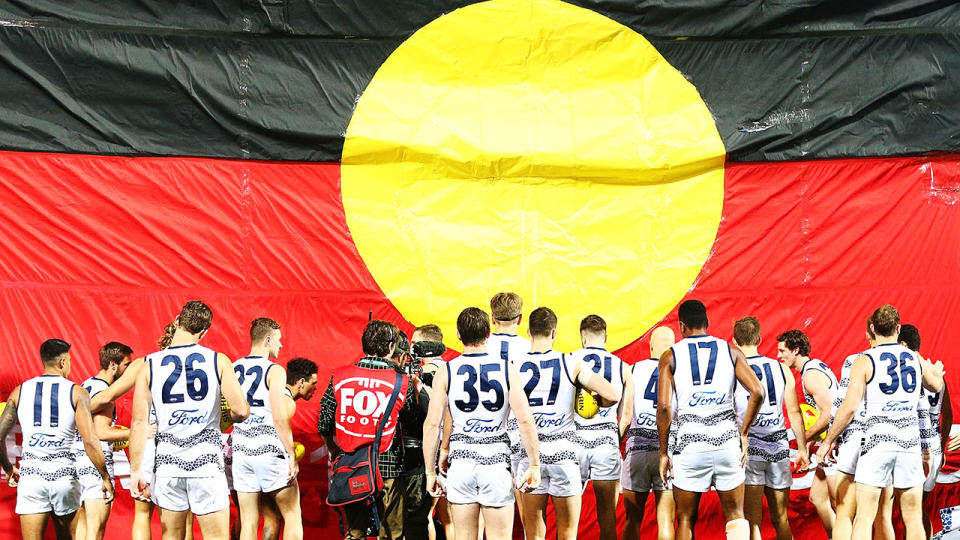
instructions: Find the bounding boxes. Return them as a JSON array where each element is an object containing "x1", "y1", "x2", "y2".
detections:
[
  {"x1": 657, "y1": 301, "x2": 763, "y2": 540},
  {"x1": 570, "y1": 314, "x2": 629, "y2": 540},
  {"x1": 731, "y1": 318, "x2": 808, "y2": 540},
  {"x1": 515, "y1": 308, "x2": 618, "y2": 540},
  {"x1": 130, "y1": 301, "x2": 250, "y2": 540},
  {"x1": 73, "y1": 342, "x2": 134, "y2": 540},
  {"x1": 777, "y1": 329, "x2": 838, "y2": 538},
  {"x1": 622, "y1": 326, "x2": 677, "y2": 540},
  {"x1": 232, "y1": 318, "x2": 303, "y2": 540},
  {"x1": 0, "y1": 339, "x2": 113, "y2": 540},
  {"x1": 898, "y1": 324, "x2": 954, "y2": 539},
  {"x1": 819, "y1": 305, "x2": 945, "y2": 540},
  {"x1": 423, "y1": 307, "x2": 541, "y2": 540}
]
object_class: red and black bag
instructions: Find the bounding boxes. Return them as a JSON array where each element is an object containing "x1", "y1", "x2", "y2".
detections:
[{"x1": 326, "y1": 371, "x2": 403, "y2": 506}]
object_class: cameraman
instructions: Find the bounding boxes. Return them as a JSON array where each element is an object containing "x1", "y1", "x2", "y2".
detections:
[{"x1": 318, "y1": 320, "x2": 427, "y2": 540}]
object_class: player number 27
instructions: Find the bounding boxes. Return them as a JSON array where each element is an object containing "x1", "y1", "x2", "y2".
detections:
[{"x1": 688, "y1": 341, "x2": 718, "y2": 386}]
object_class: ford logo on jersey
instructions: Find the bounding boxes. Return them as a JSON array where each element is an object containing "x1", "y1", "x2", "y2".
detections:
[
  {"x1": 882, "y1": 400, "x2": 912, "y2": 412},
  {"x1": 27, "y1": 433, "x2": 65, "y2": 448},
  {"x1": 689, "y1": 391, "x2": 726, "y2": 407},
  {"x1": 532, "y1": 412, "x2": 564, "y2": 429},
  {"x1": 246, "y1": 413, "x2": 266, "y2": 424},
  {"x1": 464, "y1": 418, "x2": 500, "y2": 434},
  {"x1": 169, "y1": 408, "x2": 206, "y2": 426},
  {"x1": 636, "y1": 413, "x2": 657, "y2": 427},
  {"x1": 752, "y1": 411, "x2": 779, "y2": 428}
]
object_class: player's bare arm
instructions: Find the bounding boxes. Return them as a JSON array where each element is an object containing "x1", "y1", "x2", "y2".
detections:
[
  {"x1": 941, "y1": 383, "x2": 953, "y2": 457},
  {"x1": 268, "y1": 365, "x2": 297, "y2": 478},
  {"x1": 129, "y1": 360, "x2": 151, "y2": 494},
  {"x1": 656, "y1": 348, "x2": 674, "y2": 483},
  {"x1": 618, "y1": 363, "x2": 634, "y2": 440},
  {"x1": 733, "y1": 347, "x2": 764, "y2": 465},
  {"x1": 93, "y1": 411, "x2": 129, "y2": 443},
  {"x1": 508, "y1": 362, "x2": 541, "y2": 491},
  {"x1": 0, "y1": 387, "x2": 21, "y2": 485},
  {"x1": 74, "y1": 385, "x2": 114, "y2": 501},
  {"x1": 423, "y1": 365, "x2": 448, "y2": 497},
  {"x1": 218, "y1": 353, "x2": 250, "y2": 422},
  {"x1": 919, "y1": 356, "x2": 945, "y2": 393},
  {"x1": 571, "y1": 357, "x2": 620, "y2": 406},
  {"x1": 90, "y1": 356, "x2": 145, "y2": 413},
  {"x1": 802, "y1": 370, "x2": 834, "y2": 441},
  {"x1": 781, "y1": 363, "x2": 809, "y2": 471}
]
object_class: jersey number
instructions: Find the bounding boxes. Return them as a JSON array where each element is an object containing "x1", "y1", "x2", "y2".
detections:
[
  {"x1": 750, "y1": 363, "x2": 778, "y2": 406},
  {"x1": 584, "y1": 353, "x2": 613, "y2": 381},
  {"x1": 161, "y1": 352, "x2": 209, "y2": 404},
  {"x1": 454, "y1": 363, "x2": 505, "y2": 412},
  {"x1": 643, "y1": 368, "x2": 659, "y2": 405},
  {"x1": 234, "y1": 365, "x2": 265, "y2": 406},
  {"x1": 32, "y1": 382, "x2": 60, "y2": 427},
  {"x1": 878, "y1": 352, "x2": 917, "y2": 395},
  {"x1": 520, "y1": 357, "x2": 561, "y2": 406},
  {"x1": 688, "y1": 342, "x2": 718, "y2": 385}
]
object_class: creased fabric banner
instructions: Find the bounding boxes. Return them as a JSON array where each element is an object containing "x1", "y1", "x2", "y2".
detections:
[{"x1": 1, "y1": 0, "x2": 960, "y2": 538}]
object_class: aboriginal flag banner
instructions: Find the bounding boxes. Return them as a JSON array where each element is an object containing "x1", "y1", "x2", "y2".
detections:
[{"x1": 2, "y1": 1, "x2": 960, "y2": 538}]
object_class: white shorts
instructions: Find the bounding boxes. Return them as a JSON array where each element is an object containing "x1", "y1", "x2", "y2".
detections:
[
  {"x1": 744, "y1": 458, "x2": 792, "y2": 490},
  {"x1": 672, "y1": 446, "x2": 744, "y2": 493},
  {"x1": 78, "y1": 450, "x2": 115, "y2": 502},
  {"x1": 16, "y1": 471, "x2": 81, "y2": 516},
  {"x1": 924, "y1": 452, "x2": 944, "y2": 493},
  {"x1": 622, "y1": 451, "x2": 669, "y2": 493},
  {"x1": 580, "y1": 444, "x2": 622, "y2": 482},
  {"x1": 232, "y1": 453, "x2": 290, "y2": 493},
  {"x1": 446, "y1": 461, "x2": 513, "y2": 507},
  {"x1": 835, "y1": 434, "x2": 862, "y2": 476},
  {"x1": 514, "y1": 458, "x2": 581, "y2": 498},
  {"x1": 152, "y1": 475, "x2": 230, "y2": 514},
  {"x1": 854, "y1": 450, "x2": 924, "y2": 489}
]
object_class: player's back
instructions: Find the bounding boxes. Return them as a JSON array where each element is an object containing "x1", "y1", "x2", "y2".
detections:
[
  {"x1": 486, "y1": 333, "x2": 530, "y2": 364},
  {"x1": 18, "y1": 375, "x2": 77, "y2": 474},
  {"x1": 801, "y1": 358, "x2": 840, "y2": 421},
  {"x1": 837, "y1": 351, "x2": 868, "y2": 438},
  {"x1": 627, "y1": 358, "x2": 669, "y2": 454},
  {"x1": 734, "y1": 356, "x2": 789, "y2": 461},
  {"x1": 672, "y1": 334, "x2": 739, "y2": 453},
  {"x1": 231, "y1": 356, "x2": 283, "y2": 456},
  {"x1": 861, "y1": 343, "x2": 922, "y2": 454},
  {"x1": 570, "y1": 347, "x2": 625, "y2": 428},
  {"x1": 447, "y1": 352, "x2": 511, "y2": 464},
  {"x1": 147, "y1": 343, "x2": 223, "y2": 477},
  {"x1": 518, "y1": 349, "x2": 576, "y2": 438},
  {"x1": 73, "y1": 377, "x2": 115, "y2": 483}
]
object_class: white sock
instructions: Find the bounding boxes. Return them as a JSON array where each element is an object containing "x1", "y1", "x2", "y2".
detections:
[{"x1": 725, "y1": 518, "x2": 750, "y2": 540}]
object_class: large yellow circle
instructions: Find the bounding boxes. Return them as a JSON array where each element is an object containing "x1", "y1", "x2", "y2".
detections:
[{"x1": 341, "y1": 0, "x2": 725, "y2": 351}]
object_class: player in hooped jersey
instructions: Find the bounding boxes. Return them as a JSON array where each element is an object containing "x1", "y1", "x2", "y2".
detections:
[
  {"x1": 623, "y1": 326, "x2": 677, "y2": 540},
  {"x1": 818, "y1": 305, "x2": 944, "y2": 540},
  {"x1": 657, "y1": 300, "x2": 764, "y2": 540},
  {"x1": 569, "y1": 314, "x2": 630, "y2": 540},
  {"x1": 898, "y1": 324, "x2": 953, "y2": 539},
  {"x1": 0, "y1": 339, "x2": 113, "y2": 540},
  {"x1": 130, "y1": 300, "x2": 250, "y2": 540},
  {"x1": 232, "y1": 318, "x2": 302, "y2": 540},
  {"x1": 74, "y1": 342, "x2": 134, "y2": 540},
  {"x1": 516, "y1": 308, "x2": 619, "y2": 540},
  {"x1": 731, "y1": 318, "x2": 808, "y2": 540},
  {"x1": 776, "y1": 329, "x2": 838, "y2": 537},
  {"x1": 423, "y1": 307, "x2": 541, "y2": 540}
]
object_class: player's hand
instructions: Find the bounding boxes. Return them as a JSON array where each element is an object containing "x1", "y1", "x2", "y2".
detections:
[
  {"x1": 131, "y1": 471, "x2": 151, "y2": 500},
  {"x1": 947, "y1": 433, "x2": 960, "y2": 453},
  {"x1": 815, "y1": 441, "x2": 834, "y2": 467},
  {"x1": 288, "y1": 455, "x2": 300, "y2": 482},
  {"x1": 518, "y1": 466, "x2": 541, "y2": 492},
  {"x1": 929, "y1": 360, "x2": 946, "y2": 380},
  {"x1": 438, "y1": 451, "x2": 450, "y2": 475},
  {"x1": 102, "y1": 476, "x2": 115, "y2": 503},
  {"x1": 6, "y1": 466, "x2": 18, "y2": 488},
  {"x1": 659, "y1": 454, "x2": 673, "y2": 485},
  {"x1": 740, "y1": 434, "x2": 749, "y2": 467},
  {"x1": 794, "y1": 446, "x2": 810, "y2": 473},
  {"x1": 426, "y1": 474, "x2": 444, "y2": 498},
  {"x1": 923, "y1": 451, "x2": 933, "y2": 478},
  {"x1": 146, "y1": 423, "x2": 158, "y2": 439}
]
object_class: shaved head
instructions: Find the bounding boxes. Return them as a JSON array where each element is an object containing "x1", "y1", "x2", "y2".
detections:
[{"x1": 650, "y1": 326, "x2": 676, "y2": 359}]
